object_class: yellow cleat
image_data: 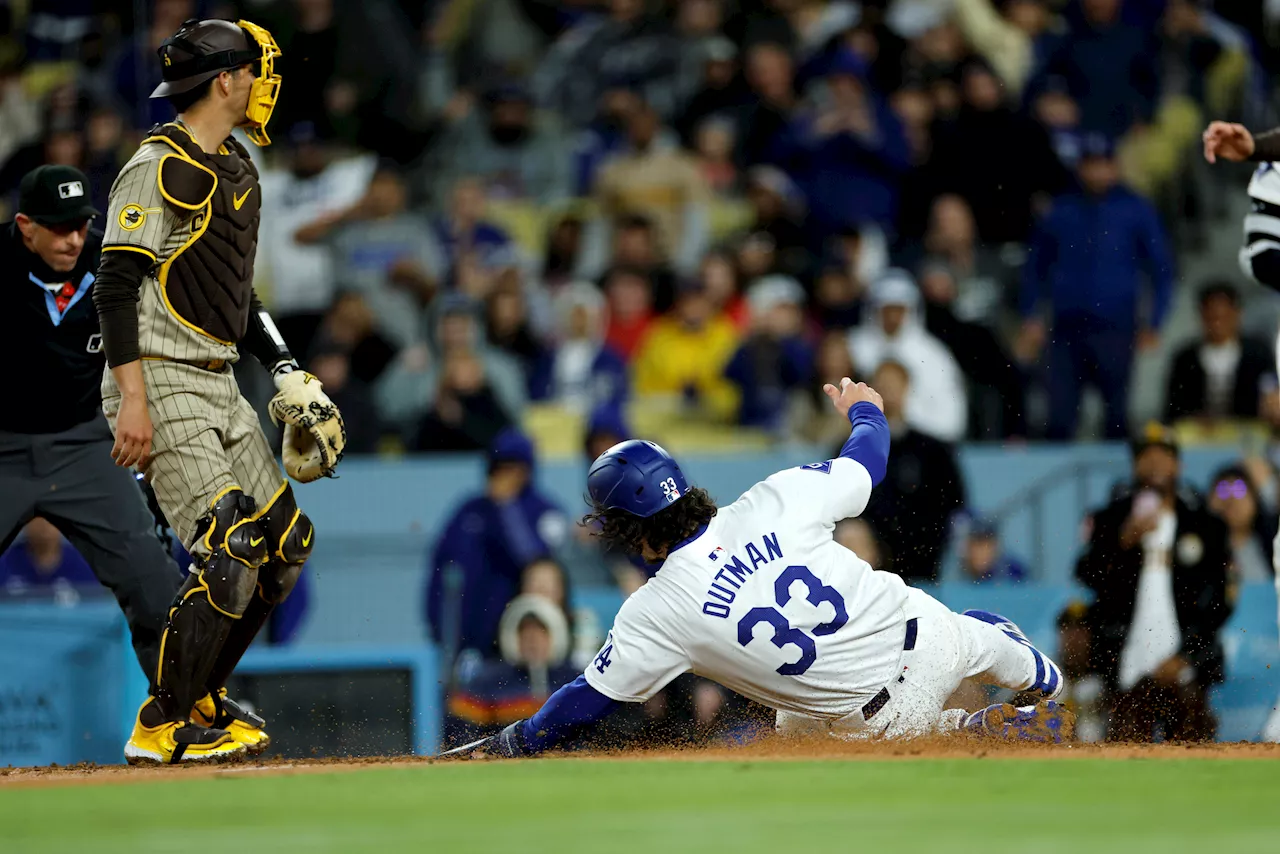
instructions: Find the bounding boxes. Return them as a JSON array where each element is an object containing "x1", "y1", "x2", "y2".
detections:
[
  {"x1": 124, "y1": 704, "x2": 246, "y2": 766},
  {"x1": 192, "y1": 690, "x2": 271, "y2": 756}
]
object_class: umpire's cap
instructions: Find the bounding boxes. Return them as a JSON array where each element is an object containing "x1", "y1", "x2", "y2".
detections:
[
  {"x1": 587, "y1": 440, "x2": 689, "y2": 518},
  {"x1": 18, "y1": 165, "x2": 99, "y2": 225},
  {"x1": 151, "y1": 19, "x2": 262, "y2": 98}
]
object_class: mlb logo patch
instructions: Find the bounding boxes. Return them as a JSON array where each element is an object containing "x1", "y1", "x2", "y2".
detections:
[
  {"x1": 58, "y1": 181, "x2": 85, "y2": 199},
  {"x1": 708, "y1": 546, "x2": 725, "y2": 561}
]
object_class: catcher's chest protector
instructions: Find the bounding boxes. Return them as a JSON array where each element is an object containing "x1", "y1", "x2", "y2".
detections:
[{"x1": 150, "y1": 124, "x2": 260, "y2": 343}]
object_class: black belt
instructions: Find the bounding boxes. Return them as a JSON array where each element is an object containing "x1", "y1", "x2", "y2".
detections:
[{"x1": 861, "y1": 618, "x2": 918, "y2": 721}]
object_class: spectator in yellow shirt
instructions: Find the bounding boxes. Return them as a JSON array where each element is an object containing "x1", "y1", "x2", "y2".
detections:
[{"x1": 633, "y1": 280, "x2": 740, "y2": 421}]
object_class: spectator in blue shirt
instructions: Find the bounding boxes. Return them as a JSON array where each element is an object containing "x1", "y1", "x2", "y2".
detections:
[
  {"x1": 1019, "y1": 135, "x2": 1175, "y2": 440},
  {"x1": 960, "y1": 518, "x2": 1029, "y2": 583},
  {"x1": 725, "y1": 275, "x2": 814, "y2": 432},
  {"x1": 426, "y1": 428, "x2": 570, "y2": 659},
  {"x1": 1041, "y1": 0, "x2": 1160, "y2": 140},
  {"x1": 765, "y1": 50, "x2": 910, "y2": 240},
  {"x1": 0, "y1": 518, "x2": 96, "y2": 598}
]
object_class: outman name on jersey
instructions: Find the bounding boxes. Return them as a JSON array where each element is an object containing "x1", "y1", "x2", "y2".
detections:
[
  {"x1": 584, "y1": 456, "x2": 912, "y2": 721},
  {"x1": 101, "y1": 122, "x2": 261, "y2": 366}
]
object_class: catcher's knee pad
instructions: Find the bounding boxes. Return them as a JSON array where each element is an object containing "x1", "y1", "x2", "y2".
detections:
[
  {"x1": 255, "y1": 482, "x2": 315, "y2": 566},
  {"x1": 253, "y1": 483, "x2": 313, "y2": 603},
  {"x1": 191, "y1": 488, "x2": 269, "y2": 617}
]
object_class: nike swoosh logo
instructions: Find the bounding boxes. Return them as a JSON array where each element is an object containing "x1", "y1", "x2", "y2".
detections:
[
  {"x1": 233, "y1": 188, "x2": 253, "y2": 210},
  {"x1": 302, "y1": 529, "x2": 313, "y2": 547},
  {"x1": 250, "y1": 536, "x2": 264, "y2": 546}
]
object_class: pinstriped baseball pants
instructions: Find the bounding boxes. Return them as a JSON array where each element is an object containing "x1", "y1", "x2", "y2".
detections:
[{"x1": 103, "y1": 359, "x2": 284, "y2": 553}]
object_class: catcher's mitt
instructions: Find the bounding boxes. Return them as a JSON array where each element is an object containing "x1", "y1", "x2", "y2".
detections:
[{"x1": 269, "y1": 371, "x2": 347, "y2": 482}]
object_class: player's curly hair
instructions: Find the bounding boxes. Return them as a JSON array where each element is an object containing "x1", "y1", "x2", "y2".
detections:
[{"x1": 581, "y1": 487, "x2": 718, "y2": 559}]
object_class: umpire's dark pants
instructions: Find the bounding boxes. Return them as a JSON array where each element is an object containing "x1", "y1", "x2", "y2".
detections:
[{"x1": 0, "y1": 415, "x2": 182, "y2": 686}]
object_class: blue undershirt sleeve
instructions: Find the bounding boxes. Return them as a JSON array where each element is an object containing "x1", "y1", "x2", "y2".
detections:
[
  {"x1": 520, "y1": 675, "x2": 618, "y2": 753},
  {"x1": 837, "y1": 402, "x2": 890, "y2": 487}
]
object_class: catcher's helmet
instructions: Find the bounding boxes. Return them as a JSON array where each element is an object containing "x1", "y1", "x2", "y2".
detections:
[
  {"x1": 151, "y1": 18, "x2": 282, "y2": 146},
  {"x1": 587, "y1": 440, "x2": 689, "y2": 518}
]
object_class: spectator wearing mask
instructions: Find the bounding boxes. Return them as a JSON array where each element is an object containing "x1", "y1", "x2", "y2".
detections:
[
  {"x1": 443, "y1": 594, "x2": 580, "y2": 747},
  {"x1": 259, "y1": 123, "x2": 376, "y2": 354},
  {"x1": 930, "y1": 59, "x2": 1068, "y2": 244},
  {"x1": 725, "y1": 275, "x2": 814, "y2": 432},
  {"x1": 544, "y1": 283, "x2": 629, "y2": 412},
  {"x1": 434, "y1": 83, "x2": 571, "y2": 205},
  {"x1": 1207, "y1": 465, "x2": 1277, "y2": 583},
  {"x1": 602, "y1": 266, "x2": 656, "y2": 361},
  {"x1": 533, "y1": 0, "x2": 683, "y2": 129},
  {"x1": 0, "y1": 518, "x2": 96, "y2": 600},
  {"x1": 848, "y1": 269, "x2": 968, "y2": 442},
  {"x1": 1075, "y1": 425, "x2": 1232, "y2": 742},
  {"x1": 633, "y1": 279, "x2": 741, "y2": 421},
  {"x1": 1165, "y1": 282, "x2": 1277, "y2": 424},
  {"x1": 320, "y1": 166, "x2": 448, "y2": 349},
  {"x1": 592, "y1": 100, "x2": 710, "y2": 278},
  {"x1": 861, "y1": 360, "x2": 967, "y2": 583},
  {"x1": 1019, "y1": 135, "x2": 1175, "y2": 440},
  {"x1": 377, "y1": 297, "x2": 526, "y2": 439},
  {"x1": 766, "y1": 50, "x2": 910, "y2": 240},
  {"x1": 426, "y1": 429, "x2": 570, "y2": 658},
  {"x1": 918, "y1": 263, "x2": 1027, "y2": 439},
  {"x1": 960, "y1": 519, "x2": 1029, "y2": 583}
]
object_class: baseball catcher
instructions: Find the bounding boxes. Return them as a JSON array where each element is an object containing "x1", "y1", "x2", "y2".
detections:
[{"x1": 93, "y1": 18, "x2": 346, "y2": 764}]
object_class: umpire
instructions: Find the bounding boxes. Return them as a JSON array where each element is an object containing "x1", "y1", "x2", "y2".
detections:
[{"x1": 0, "y1": 164, "x2": 182, "y2": 681}]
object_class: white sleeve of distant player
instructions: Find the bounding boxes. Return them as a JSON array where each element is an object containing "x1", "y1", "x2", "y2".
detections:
[
  {"x1": 763, "y1": 456, "x2": 873, "y2": 525},
  {"x1": 583, "y1": 597, "x2": 691, "y2": 703}
]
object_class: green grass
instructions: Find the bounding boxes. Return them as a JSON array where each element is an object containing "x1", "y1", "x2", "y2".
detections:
[{"x1": 4, "y1": 758, "x2": 1279, "y2": 853}]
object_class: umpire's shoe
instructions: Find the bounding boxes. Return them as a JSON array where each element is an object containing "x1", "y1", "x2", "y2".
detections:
[
  {"x1": 193, "y1": 690, "x2": 271, "y2": 755},
  {"x1": 125, "y1": 699, "x2": 246, "y2": 765}
]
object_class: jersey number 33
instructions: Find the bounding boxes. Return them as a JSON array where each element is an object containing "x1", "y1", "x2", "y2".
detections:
[{"x1": 736, "y1": 565, "x2": 847, "y2": 676}]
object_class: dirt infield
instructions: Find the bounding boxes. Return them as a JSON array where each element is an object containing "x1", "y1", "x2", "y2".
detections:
[{"x1": 4, "y1": 739, "x2": 1278, "y2": 789}]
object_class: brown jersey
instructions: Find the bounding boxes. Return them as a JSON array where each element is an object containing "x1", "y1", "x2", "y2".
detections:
[{"x1": 100, "y1": 121, "x2": 261, "y2": 364}]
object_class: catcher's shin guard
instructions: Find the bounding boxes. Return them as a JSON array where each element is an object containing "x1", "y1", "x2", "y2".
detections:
[
  {"x1": 206, "y1": 482, "x2": 313, "y2": 692},
  {"x1": 152, "y1": 488, "x2": 268, "y2": 721}
]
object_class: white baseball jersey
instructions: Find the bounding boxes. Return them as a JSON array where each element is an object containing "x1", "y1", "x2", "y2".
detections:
[{"x1": 585, "y1": 457, "x2": 912, "y2": 720}]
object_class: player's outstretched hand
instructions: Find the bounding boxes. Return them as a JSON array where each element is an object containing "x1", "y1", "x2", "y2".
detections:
[
  {"x1": 823, "y1": 377, "x2": 883, "y2": 418},
  {"x1": 1203, "y1": 121, "x2": 1254, "y2": 163}
]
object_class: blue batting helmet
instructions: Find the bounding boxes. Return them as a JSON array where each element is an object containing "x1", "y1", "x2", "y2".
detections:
[{"x1": 587, "y1": 440, "x2": 689, "y2": 518}]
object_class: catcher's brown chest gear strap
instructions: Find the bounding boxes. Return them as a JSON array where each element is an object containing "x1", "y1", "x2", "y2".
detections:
[{"x1": 146, "y1": 123, "x2": 260, "y2": 344}]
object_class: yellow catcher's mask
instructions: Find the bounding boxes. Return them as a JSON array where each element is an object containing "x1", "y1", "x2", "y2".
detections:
[{"x1": 238, "y1": 20, "x2": 282, "y2": 147}]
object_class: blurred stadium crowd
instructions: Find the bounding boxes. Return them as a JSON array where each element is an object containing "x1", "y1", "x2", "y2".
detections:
[{"x1": 4, "y1": 0, "x2": 1280, "y2": 747}]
